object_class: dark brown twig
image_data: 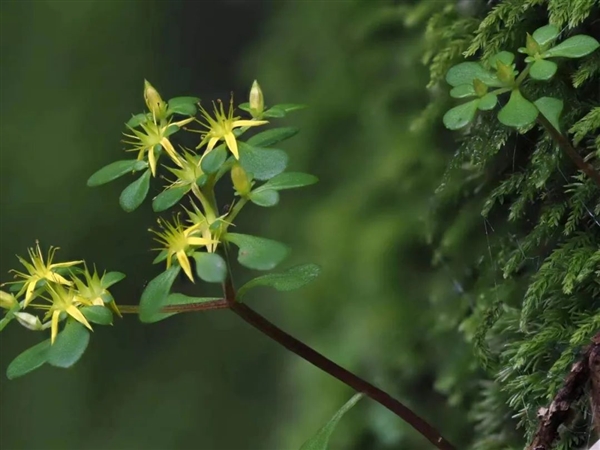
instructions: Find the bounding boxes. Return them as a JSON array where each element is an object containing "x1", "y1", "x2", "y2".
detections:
[
  {"x1": 224, "y1": 279, "x2": 456, "y2": 450},
  {"x1": 528, "y1": 332, "x2": 600, "y2": 450},
  {"x1": 536, "y1": 114, "x2": 600, "y2": 187}
]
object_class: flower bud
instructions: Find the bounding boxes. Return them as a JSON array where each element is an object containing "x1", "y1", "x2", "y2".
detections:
[
  {"x1": 525, "y1": 33, "x2": 541, "y2": 55},
  {"x1": 231, "y1": 163, "x2": 252, "y2": 196},
  {"x1": 473, "y1": 78, "x2": 488, "y2": 97},
  {"x1": 0, "y1": 290, "x2": 17, "y2": 310},
  {"x1": 496, "y1": 61, "x2": 515, "y2": 85},
  {"x1": 14, "y1": 312, "x2": 43, "y2": 331},
  {"x1": 144, "y1": 80, "x2": 167, "y2": 119},
  {"x1": 249, "y1": 80, "x2": 264, "y2": 117}
]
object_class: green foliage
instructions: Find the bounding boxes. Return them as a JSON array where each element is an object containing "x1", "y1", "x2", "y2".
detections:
[
  {"x1": 193, "y1": 252, "x2": 227, "y2": 283},
  {"x1": 6, "y1": 339, "x2": 51, "y2": 380},
  {"x1": 87, "y1": 159, "x2": 148, "y2": 187},
  {"x1": 225, "y1": 233, "x2": 290, "y2": 271},
  {"x1": 119, "y1": 169, "x2": 151, "y2": 212},
  {"x1": 47, "y1": 321, "x2": 90, "y2": 368},
  {"x1": 139, "y1": 266, "x2": 181, "y2": 323},
  {"x1": 299, "y1": 393, "x2": 363, "y2": 450},
  {"x1": 237, "y1": 264, "x2": 321, "y2": 300}
]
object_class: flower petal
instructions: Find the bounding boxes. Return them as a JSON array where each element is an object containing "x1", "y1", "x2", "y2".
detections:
[
  {"x1": 224, "y1": 132, "x2": 239, "y2": 159},
  {"x1": 232, "y1": 120, "x2": 268, "y2": 128},
  {"x1": 24, "y1": 278, "x2": 40, "y2": 306},
  {"x1": 176, "y1": 250, "x2": 194, "y2": 282},
  {"x1": 51, "y1": 310, "x2": 60, "y2": 344},
  {"x1": 160, "y1": 138, "x2": 183, "y2": 167},
  {"x1": 66, "y1": 305, "x2": 93, "y2": 331},
  {"x1": 207, "y1": 137, "x2": 219, "y2": 153},
  {"x1": 148, "y1": 147, "x2": 158, "y2": 177}
]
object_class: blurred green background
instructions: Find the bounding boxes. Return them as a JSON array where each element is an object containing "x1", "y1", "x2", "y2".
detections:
[{"x1": 0, "y1": 1, "x2": 474, "y2": 449}]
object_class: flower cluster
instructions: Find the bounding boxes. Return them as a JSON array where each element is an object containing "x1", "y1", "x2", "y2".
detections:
[{"x1": 1, "y1": 242, "x2": 123, "y2": 345}]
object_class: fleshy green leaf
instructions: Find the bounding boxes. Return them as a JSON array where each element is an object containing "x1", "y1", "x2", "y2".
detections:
[
  {"x1": 238, "y1": 102, "x2": 251, "y2": 113},
  {"x1": 164, "y1": 124, "x2": 179, "y2": 137},
  {"x1": 530, "y1": 59, "x2": 558, "y2": 80},
  {"x1": 152, "y1": 185, "x2": 190, "y2": 212},
  {"x1": 87, "y1": 160, "x2": 148, "y2": 187},
  {"x1": 443, "y1": 100, "x2": 479, "y2": 130},
  {"x1": 257, "y1": 172, "x2": 318, "y2": 191},
  {"x1": 477, "y1": 93, "x2": 498, "y2": 111},
  {"x1": 249, "y1": 189, "x2": 280, "y2": 207},
  {"x1": 193, "y1": 252, "x2": 227, "y2": 283},
  {"x1": 225, "y1": 233, "x2": 290, "y2": 271},
  {"x1": 449, "y1": 84, "x2": 476, "y2": 98},
  {"x1": 237, "y1": 263, "x2": 321, "y2": 299},
  {"x1": 272, "y1": 103, "x2": 307, "y2": 113},
  {"x1": 81, "y1": 306, "x2": 113, "y2": 325},
  {"x1": 247, "y1": 127, "x2": 299, "y2": 147},
  {"x1": 7, "y1": 339, "x2": 51, "y2": 379},
  {"x1": 299, "y1": 393, "x2": 363, "y2": 450},
  {"x1": 534, "y1": 97, "x2": 563, "y2": 132},
  {"x1": 498, "y1": 89, "x2": 539, "y2": 128},
  {"x1": 139, "y1": 266, "x2": 181, "y2": 323},
  {"x1": 532, "y1": 25, "x2": 559, "y2": 47},
  {"x1": 47, "y1": 321, "x2": 90, "y2": 368},
  {"x1": 144, "y1": 293, "x2": 222, "y2": 323},
  {"x1": 262, "y1": 106, "x2": 286, "y2": 118},
  {"x1": 488, "y1": 51, "x2": 515, "y2": 69},
  {"x1": 126, "y1": 113, "x2": 149, "y2": 128},
  {"x1": 167, "y1": 97, "x2": 199, "y2": 116},
  {"x1": 119, "y1": 169, "x2": 151, "y2": 212},
  {"x1": 239, "y1": 143, "x2": 288, "y2": 180},
  {"x1": 543, "y1": 35, "x2": 600, "y2": 58},
  {"x1": 101, "y1": 271, "x2": 126, "y2": 289},
  {"x1": 153, "y1": 250, "x2": 168, "y2": 264},
  {"x1": 201, "y1": 145, "x2": 228, "y2": 174},
  {"x1": 446, "y1": 62, "x2": 502, "y2": 87}
]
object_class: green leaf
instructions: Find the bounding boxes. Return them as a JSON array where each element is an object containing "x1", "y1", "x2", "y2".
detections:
[
  {"x1": 47, "y1": 321, "x2": 90, "y2": 368},
  {"x1": 126, "y1": 113, "x2": 149, "y2": 128},
  {"x1": 272, "y1": 103, "x2": 307, "y2": 113},
  {"x1": 477, "y1": 93, "x2": 498, "y2": 111},
  {"x1": 102, "y1": 271, "x2": 126, "y2": 289},
  {"x1": 257, "y1": 172, "x2": 318, "y2": 191},
  {"x1": 532, "y1": 25, "x2": 559, "y2": 47},
  {"x1": 87, "y1": 160, "x2": 148, "y2": 187},
  {"x1": 238, "y1": 102, "x2": 251, "y2": 113},
  {"x1": 167, "y1": 96, "x2": 199, "y2": 116},
  {"x1": 153, "y1": 250, "x2": 168, "y2": 264},
  {"x1": 543, "y1": 35, "x2": 600, "y2": 58},
  {"x1": 446, "y1": 62, "x2": 502, "y2": 87},
  {"x1": 488, "y1": 51, "x2": 515, "y2": 69},
  {"x1": 530, "y1": 59, "x2": 557, "y2": 80},
  {"x1": 144, "y1": 293, "x2": 222, "y2": 323},
  {"x1": 498, "y1": 89, "x2": 539, "y2": 128},
  {"x1": 0, "y1": 314, "x2": 14, "y2": 332},
  {"x1": 299, "y1": 393, "x2": 363, "y2": 450},
  {"x1": 225, "y1": 233, "x2": 290, "y2": 271},
  {"x1": 247, "y1": 127, "x2": 299, "y2": 147},
  {"x1": 201, "y1": 145, "x2": 228, "y2": 174},
  {"x1": 119, "y1": 169, "x2": 151, "y2": 212},
  {"x1": 7, "y1": 339, "x2": 51, "y2": 379},
  {"x1": 449, "y1": 84, "x2": 476, "y2": 98},
  {"x1": 164, "y1": 124, "x2": 180, "y2": 137},
  {"x1": 193, "y1": 252, "x2": 227, "y2": 283},
  {"x1": 443, "y1": 100, "x2": 479, "y2": 130},
  {"x1": 139, "y1": 266, "x2": 181, "y2": 323},
  {"x1": 263, "y1": 106, "x2": 286, "y2": 118},
  {"x1": 534, "y1": 97, "x2": 563, "y2": 132},
  {"x1": 249, "y1": 189, "x2": 280, "y2": 207},
  {"x1": 237, "y1": 263, "x2": 321, "y2": 299},
  {"x1": 239, "y1": 143, "x2": 288, "y2": 180},
  {"x1": 81, "y1": 306, "x2": 113, "y2": 325},
  {"x1": 152, "y1": 185, "x2": 189, "y2": 212}
]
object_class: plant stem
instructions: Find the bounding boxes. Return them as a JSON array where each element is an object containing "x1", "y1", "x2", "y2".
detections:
[
  {"x1": 536, "y1": 113, "x2": 600, "y2": 187},
  {"x1": 224, "y1": 279, "x2": 456, "y2": 450}
]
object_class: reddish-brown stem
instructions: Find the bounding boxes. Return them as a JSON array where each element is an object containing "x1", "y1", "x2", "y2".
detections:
[
  {"x1": 536, "y1": 114, "x2": 600, "y2": 187},
  {"x1": 118, "y1": 299, "x2": 229, "y2": 314},
  {"x1": 225, "y1": 281, "x2": 456, "y2": 450}
]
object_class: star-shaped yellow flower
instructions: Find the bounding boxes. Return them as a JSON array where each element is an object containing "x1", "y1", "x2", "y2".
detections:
[
  {"x1": 195, "y1": 98, "x2": 268, "y2": 159},
  {"x1": 150, "y1": 215, "x2": 219, "y2": 282},
  {"x1": 42, "y1": 284, "x2": 93, "y2": 344},
  {"x1": 9, "y1": 242, "x2": 82, "y2": 307}
]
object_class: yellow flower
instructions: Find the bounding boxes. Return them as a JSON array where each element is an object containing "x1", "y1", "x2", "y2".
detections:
[
  {"x1": 143, "y1": 80, "x2": 167, "y2": 121},
  {"x1": 195, "y1": 98, "x2": 268, "y2": 159},
  {"x1": 41, "y1": 284, "x2": 93, "y2": 344},
  {"x1": 185, "y1": 202, "x2": 228, "y2": 254},
  {"x1": 150, "y1": 215, "x2": 219, "y2": 282},
  {"x1": 73, "y1": 267, "x2": 121, "y2": 317},
  {"x1": 8, "y1": 242, "x2": 82, "y2": 307},
  {"x1": 164, "y1": 149, "x2": 204, "y2": 193},
  {"x1": 123, "y1": 118, "x2": 193, "y2": 177}
]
